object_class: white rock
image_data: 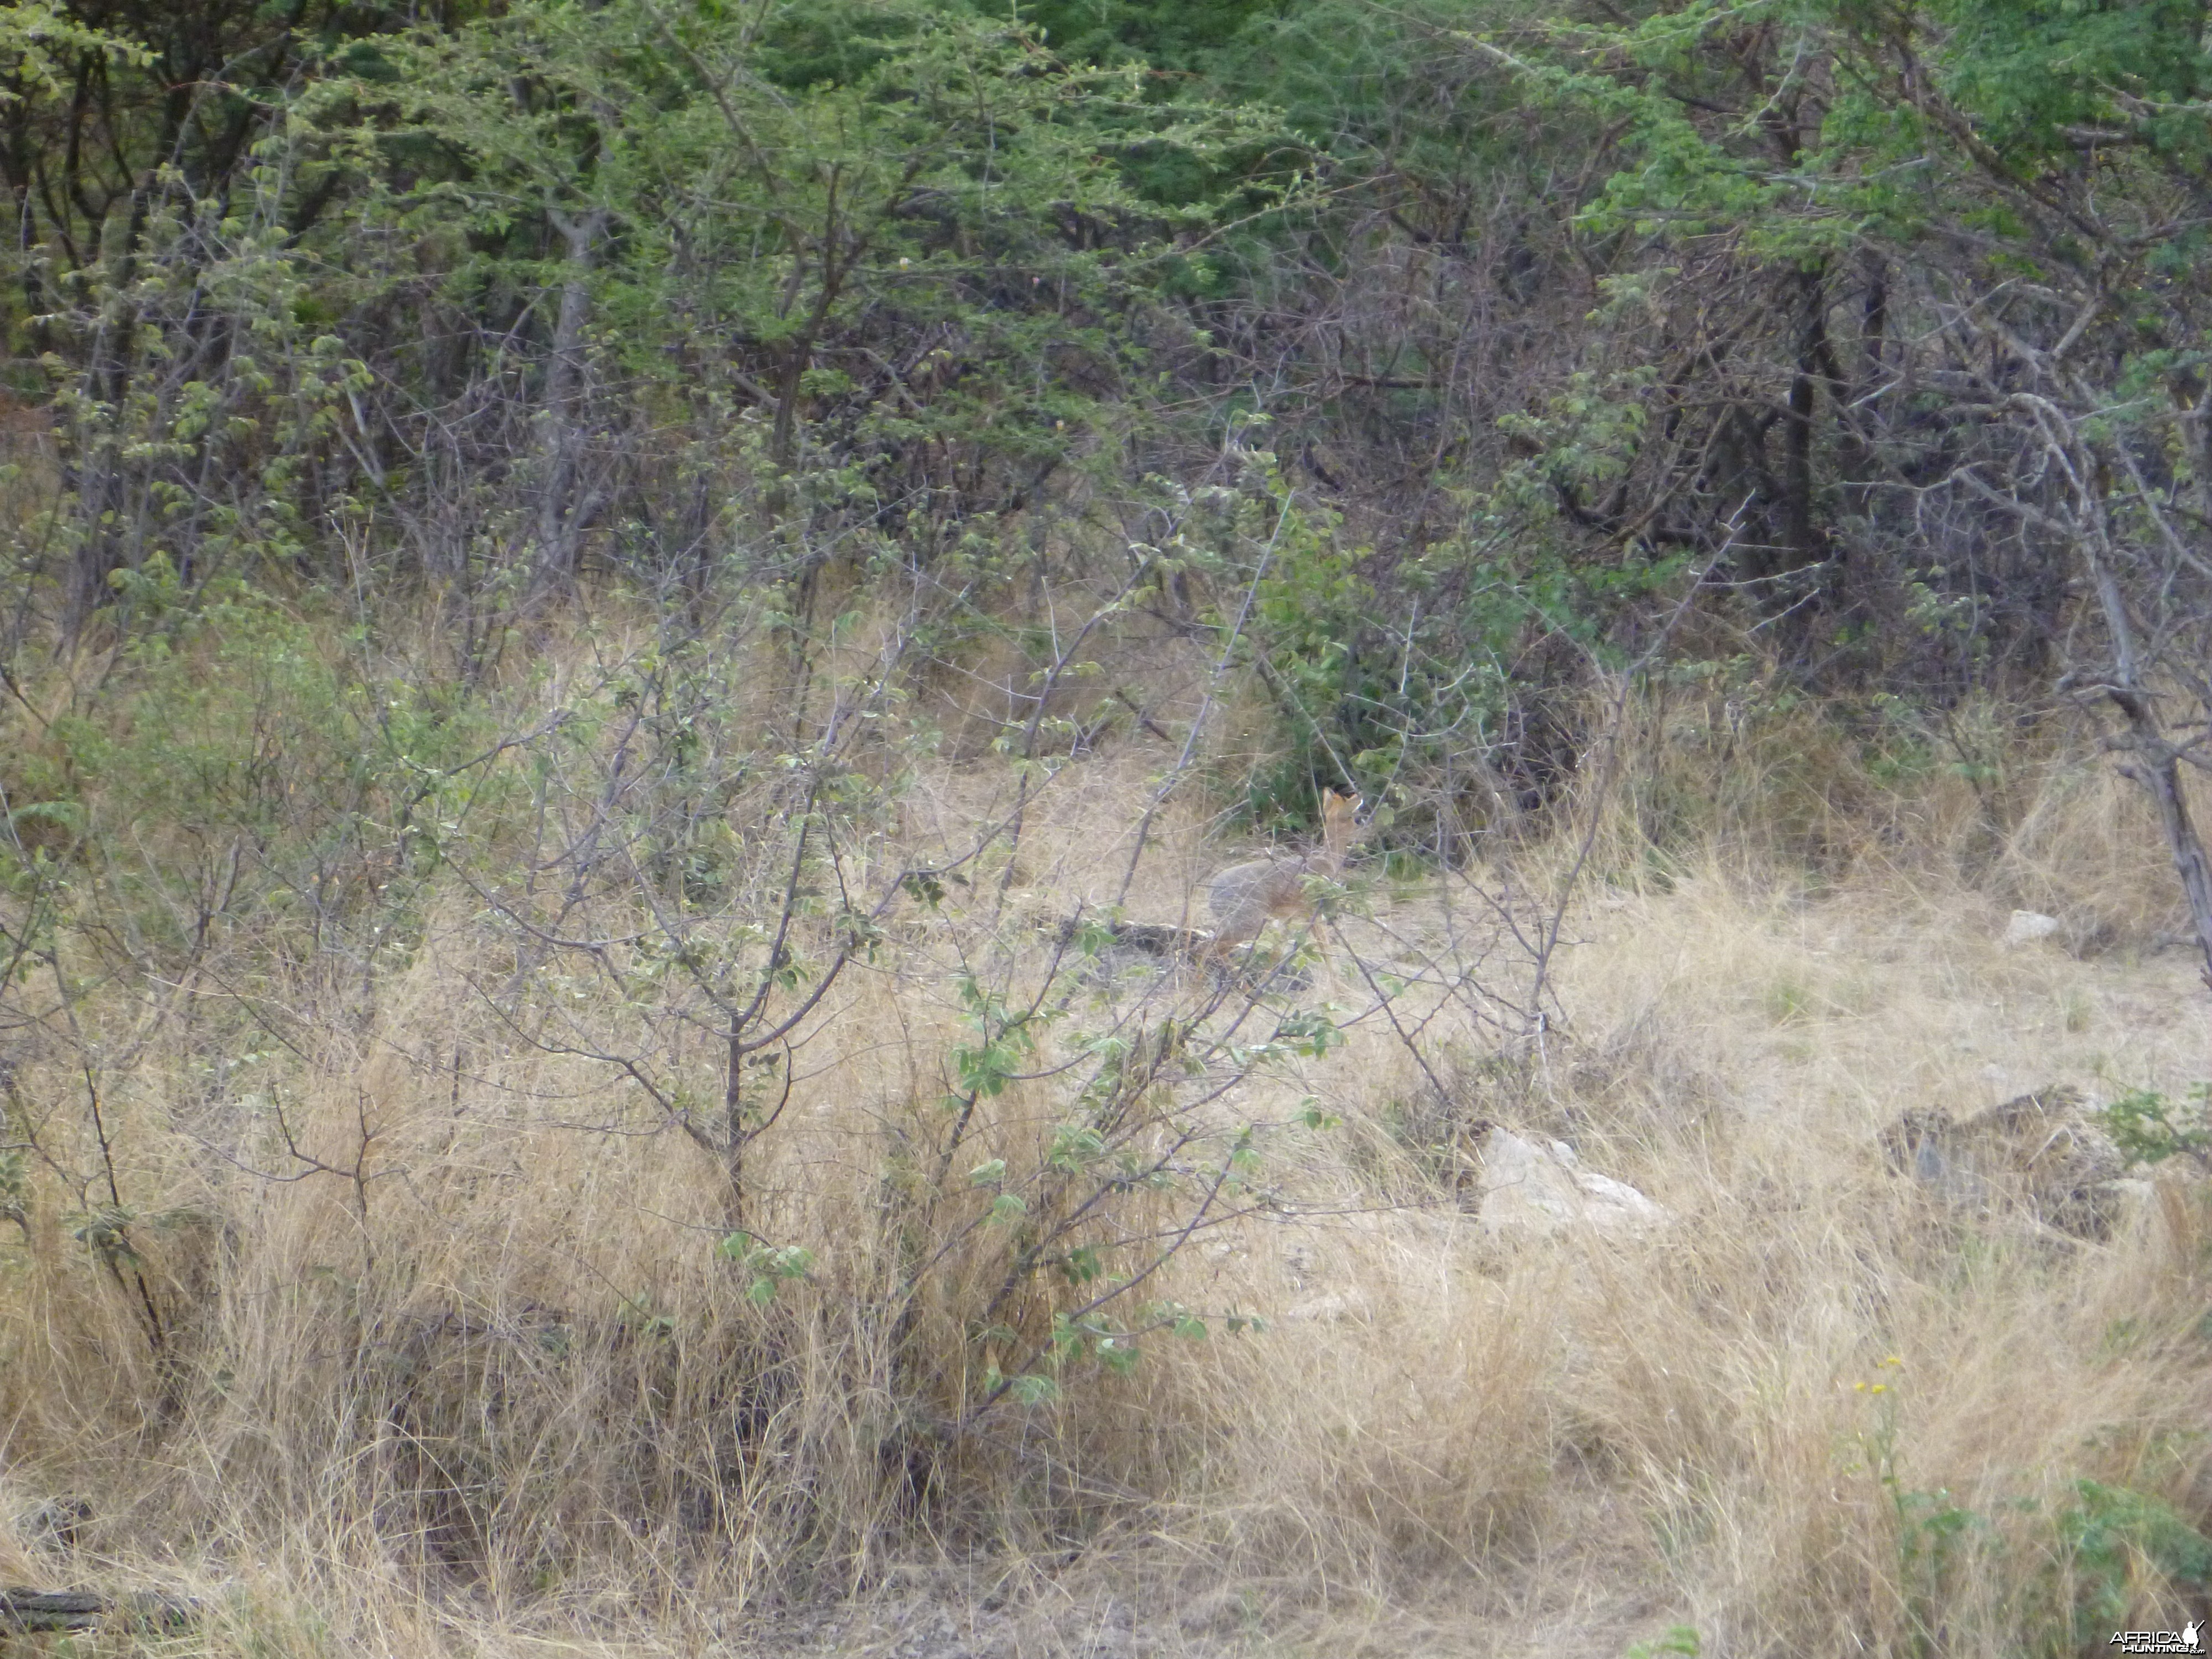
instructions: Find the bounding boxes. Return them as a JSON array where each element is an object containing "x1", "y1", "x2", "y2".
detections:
[
  {"x1": 1474, "y1": 1127, "x2": 1673, "y2": 1243},
  {"x1": 2004, "y1": 909, "x2": 2061, "y2": 946}
]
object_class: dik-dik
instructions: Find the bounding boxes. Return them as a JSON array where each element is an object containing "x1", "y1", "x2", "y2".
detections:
[{"x1": 1205, "y1": 790, "x2": 1361, "y2": 954}]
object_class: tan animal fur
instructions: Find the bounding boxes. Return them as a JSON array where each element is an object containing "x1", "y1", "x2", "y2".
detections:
[{"x1": 1205, "y1": 790, "x2": 1361, "y2": 954}]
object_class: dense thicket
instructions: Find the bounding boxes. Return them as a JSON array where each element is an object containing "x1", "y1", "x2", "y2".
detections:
[{"x1": 6, "y1": 0, "x2": 2210, "y2": 838}]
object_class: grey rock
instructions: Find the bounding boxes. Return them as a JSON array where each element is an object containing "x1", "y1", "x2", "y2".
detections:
[{"x1": 1880, "y1": 1087, "x2": 2130, "y2": 1239}]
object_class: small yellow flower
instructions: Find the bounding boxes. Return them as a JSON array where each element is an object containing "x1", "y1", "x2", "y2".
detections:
[
  {"x1": 1884, "y1": 1355, "x2": 1904, "y2": 1368},
  {"x1": 1854, "y1": 1381, "x2": 1867, "y2": 1392},
  {"x1": 1870, "y1": 1384, "x2": 1888, "y2": 1395}
]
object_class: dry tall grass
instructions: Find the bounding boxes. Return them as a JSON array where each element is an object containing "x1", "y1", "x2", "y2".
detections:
[{"x1": 1, "y1": 624, "x2": 2208, "y2": 1658}]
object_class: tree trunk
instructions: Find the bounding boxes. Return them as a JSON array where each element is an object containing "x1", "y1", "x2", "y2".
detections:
[
  {"x1": 2075, "y1": 472, "x2": 2212, "y2": 992},
  {"x1": 2111, "y1": 692, "x2": 2212, "y2": 993},
  {"x1": 531, "y1": 206, "x2": 608, "y2": 602},
  {"x1": 1780, "y1": 263, "x2": 1826, "y2": 573}
]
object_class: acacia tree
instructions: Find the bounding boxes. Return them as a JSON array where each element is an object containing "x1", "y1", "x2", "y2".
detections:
[
  {"x1": 300, "y1": 0, "x2": 1279, "y2": 608},
  {"x1": 0, "y1": 0, "x2": 1284, "y2": 639},
  {"x1": 0, "y1": 0, "x2": 432, "y2": 635},
  {"x1": 1484, "y1": 0, "x2": 2212, "y2": 975}
]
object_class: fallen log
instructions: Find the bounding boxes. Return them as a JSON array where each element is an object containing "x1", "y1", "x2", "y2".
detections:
[{"x1": 0, "y1": 1586, "x2": 199, "y2": 1632}]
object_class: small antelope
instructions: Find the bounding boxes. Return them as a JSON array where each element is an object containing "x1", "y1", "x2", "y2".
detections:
[{"x1": 1205, "y1": 789, "x2": 1361, "y2": 955}]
